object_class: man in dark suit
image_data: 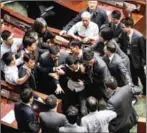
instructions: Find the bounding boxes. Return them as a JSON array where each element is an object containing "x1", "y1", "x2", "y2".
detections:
[
  {"x1": 82, "y1": 50, "x2": 111, "y2": 100},
  {"x1": 104, "y1": 76, "x2": 141, "y2": 133},
  {"x1": 59, "y1": 105, "x2": 87, "y2": 133},
  {"x1": 23, "y1": 34, "x2": 40, "y2": 63},
  {"x1": 103, "y1": 41, "x2": 132, "y2": 86},
  {"x1": 19, "y1": 53, "x2": 37, "y2": 90},
  {"x1": 60, "y1": 0, "x2": 108, "y2": 35},
  {"x1": 119, "y1": 17, "x2": 146, "y2": 95},
  {"x1": 90, "y1": 27, "x2": 131, "y2": 74},
  {"x1": 14, "y1": 89, "x2": 40, "y2": 133},
  {"x1": 103, "y1": 10, "x2": 123, "y2": 42},
  {"x1": 37, "y1": 45, "x2": 68, "y2": 95},
  {"x1": 39, "y1": 94, "x2": 68, "y2": 133}
]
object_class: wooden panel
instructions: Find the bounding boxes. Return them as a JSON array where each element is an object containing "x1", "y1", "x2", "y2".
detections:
[
  {"x1": 0, "y1": 80, "x2": 62, "y2": 130},
  {"x1": 138, "y1": 117, "x2": 146, "y2": 133}
]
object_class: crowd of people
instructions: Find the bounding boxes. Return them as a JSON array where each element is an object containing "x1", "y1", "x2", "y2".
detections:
[{"x1": 1, "y1": 1, "x2": 146, "y2": 133}]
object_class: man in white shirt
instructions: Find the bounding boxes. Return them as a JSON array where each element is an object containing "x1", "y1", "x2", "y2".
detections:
[
  {"x1": 81, "y1": 96, "x2": 117, "y2": 133},
  {"x1": 68, "y1": 11, "x2": 99, "y2": 44},
  {"x1": 1, "y1": 30, "x2": 22, "y2": 57},
  {"x1": 2, "y1": 51, "x2": 29, "y2": 85}
]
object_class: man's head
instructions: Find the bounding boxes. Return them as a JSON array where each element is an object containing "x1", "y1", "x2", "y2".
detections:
[
  {"x1": 45, "y1": 94, "x2": 57, "y2": 109},
  {"x1": 104, "y1": 41, "x2": 116, "y2": 56},
  {"x1": 20, "y1": 88, "x2": 33, "y2": 104},
  {"x1": 66, "y1": 105, "x2": 79, "y2": 124},
  {"x1": 23, "y1": 36, "x2": 37, "y2": 52},
  {"x1": 81, "y1": 11, "x2": 91, "y2": 27},
  {"x1": 33, "y1": 18, "x2": 47, "y2": 34},
  {"x1": 23, "y1": 53, "x2": 36, "y2": 69},
  {"x1": 111, "y1": 10, "x2": 121, "y2": 24},
  {"x1": 83, "y1": 50, "x2": 94, "y2": 66},
  {"x1": 49, "y1": 45, "x2": 60, "y2": 61},
  {"x1": 1, "y1": 30, "x2": 14, "y2": 46},
  {"x1": 66, "y1": 55, "x2": 79, "y2": 71},
  {"x1": 88, "y1": 0, "x2": 98, "y2": 11},
  {"x1": 104, "y1": 76, "x2": 118, "y2": 92},
  {"x1": 86, "y1": 96, "x2": 98, "y2": 112},
  {"x1": 69, "y1": 40, "x2": 81, "y2": 54},
  {"x1": 121, "y1": 17, "x2": 134, "y2": 33},
  {"x1": 24, "y1": 31, "x2": 39, "y2": 44},
  {"x1": 99, "y1": 27, "x2": 113, "y2": 42},
  {"x1": 2, "y1": 52, "x2": 15, "y2": 66}
]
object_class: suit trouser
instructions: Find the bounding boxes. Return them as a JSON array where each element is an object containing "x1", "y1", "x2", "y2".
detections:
[
  {"x1": 128, "y1": 56, "x2": 146, "y2": 95},
  {"x1": 62, "y1": 88, "x2": 88, "y2": 116}
]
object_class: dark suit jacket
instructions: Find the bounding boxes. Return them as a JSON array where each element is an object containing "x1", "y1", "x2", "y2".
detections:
[
  {"x1": 103, "y1": 53, "x2": 132, "y2": 86},
  {"x1": 106, "y1": 85, "x2": 141, "y2": 133},
  {"x1": 91, "y1": 39, "x2": 131, "y2": 74},
  {"x1": 63, "y1": 7, "x2": 108, "y2": 31},
  {"x1": 39, "y1": 110, "x2": 68, "y2": 133},
  {"x1": 87, "y1": 56, "x2": 111, "y2": 85},
  {"x1": 118, "y1": 30, "x2": 146, "y2": 68},
  {"x1": 19, "y1": 65, "x2": 37, "y2": 90},
  {"x1": 14, "y1": 102, "x2": 39, "y2": 133},
  {"x1": 38, "y1": 50, "x2": 68, "y2": 74}
]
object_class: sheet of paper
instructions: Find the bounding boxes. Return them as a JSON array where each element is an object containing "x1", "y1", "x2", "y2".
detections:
[{"x1": 1, "y1": 110, "x2": 15, "y2": 124}]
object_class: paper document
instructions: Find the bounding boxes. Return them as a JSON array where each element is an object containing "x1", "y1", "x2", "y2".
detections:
[{"x1": 1, "y1": 110, "x2": 15, "y2": 124}]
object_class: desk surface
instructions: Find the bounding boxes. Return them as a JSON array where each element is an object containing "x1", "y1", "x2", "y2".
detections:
[{"x1": 55, "y1": 1, "x2": 144, "y2": 25}]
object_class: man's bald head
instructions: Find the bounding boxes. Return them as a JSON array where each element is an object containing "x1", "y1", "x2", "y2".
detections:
[{"x1": 86, "y1": 96, "x2": 98, "y2": 112}]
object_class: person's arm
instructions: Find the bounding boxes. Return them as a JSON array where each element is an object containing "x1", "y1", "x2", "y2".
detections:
[
  {"x1": 138, "y1": 36, "x2": 146, "y2": 65},
  {"x1": 117, "y1": 62, "x2": 132, "y2": 85},
  {"x1": 67, "y1": 23, "x2": 79, "y2": 38},
  {"x1": 54, "y1": 35, "x2": 69, "y2": 46},
  {"x1": 102, "y1": 110, "x2": 117, "y2": 122},
  {"x1": 130, "y1": 85, "x2": 142, "y2": 95},
  {"x1": 16, "y1": 71, "x2": 30, "y2": 85}
]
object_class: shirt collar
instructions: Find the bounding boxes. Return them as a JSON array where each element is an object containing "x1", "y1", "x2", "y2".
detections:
[
  {"x1": 2, "y1": 42, "x2": 11, "y2": 48},
  {"x1": 128, "y1": 29, "x2": 134, "y2": 38},
  {"x1": 108, "y1": 54, "x2": 114, "y2": 63},
  {"x1": 22, "y1": 102, "x2": 31, "y2": 107},
  {"x1": 23, "y1": 64, "x2": 31, "y2": 72},
  {"x1": 78, "y1": 49, "x2": 83, "y2": 58}
]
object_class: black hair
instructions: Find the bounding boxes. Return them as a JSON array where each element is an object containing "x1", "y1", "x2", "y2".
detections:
[
  {"x1": 23, "y1": 53, "x2": 35, "y2": 63},
  {"x1": 106, "y1": 41, "x2": 116, "y2": 53},
  {"x1": 66, "y1": 55, "x2": 79, "y2": 66},
  {"x1": 100, "y1": 27, "x2": 113, "y2": 41},
  {"x1": 20, "y1": 88, "x2": 33, "y2": 103},
  {"x1": 45, "y1": 94, "x2": 57, "y2": 109},
  {"x1": 111, "y1": 10, "x2": 121, "y2": 20},
  {"x1": 86, "y1": 96, "x2": 98, "y2": 112},
  {"x1": 49, "y1": 45, "x2": 60, "y2": 55},
  {"x1": 83, "y1": 50, "x2": 94, "y2": 61},
  {"x1": 69, "y1": 40, "x2": 82, "y2": 48},
  {"x1": 66, "y1": 105, "x2": 79, "y2": 124},
  {"x1": 121, "y1": 17, "x2": 134, "y2": 28},
  {"x1": 2, "y1": 52, "x2": 13, "y2": 66},
  {"x1": 23, "y1": 36, "x2": 36, "y2": 48},
  {"x1": 104, "y1": 76, "x2": 118, "y2": 90},
  {"x1": 32, "y1": 17, "x2": 47, "y2": 33},
  {"x1": 1, "y1": 30, "x2": 12, "y2": 41}
]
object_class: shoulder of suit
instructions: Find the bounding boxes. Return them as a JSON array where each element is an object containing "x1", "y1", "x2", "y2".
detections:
[
  {"x1": 96, "y1": 7, "x2": 107, "y2": 14},
  {"x1": 41, "y1": 51, "x2": 49, "y2": 58},
  {"x1": 133, "y1": 29, "x2": 143, "y2": 37}
]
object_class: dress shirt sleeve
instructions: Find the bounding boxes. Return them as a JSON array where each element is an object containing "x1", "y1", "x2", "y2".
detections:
[
  {"x1": 67, "y1": 22, "x2": 79, "y2": 35},
  {"x1": 102, "y1": 110, "x2": 117, "y2": 122},
  {"x1": 11, "y1": 38, "x2": 23, "y2": 54}
]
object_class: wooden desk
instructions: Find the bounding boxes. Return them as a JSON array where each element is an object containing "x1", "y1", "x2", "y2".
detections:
[
  {"x1": 0, "y1": 80, "x2": 62, "y2": 130},
  {"x1": 55, "y1": 1, "x2": 145, "y2": 33}
]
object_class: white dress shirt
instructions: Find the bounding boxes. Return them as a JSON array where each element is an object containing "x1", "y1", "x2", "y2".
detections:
[
  {"x1": 108, "y1": 54, "x2": 114, "y2": 63},
  {"x1": 68, "y1": 21, "x2": 99, "y2": 38},
  {"x1": 81, "y1": 110, "x2": 117, "y2": 133}
]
